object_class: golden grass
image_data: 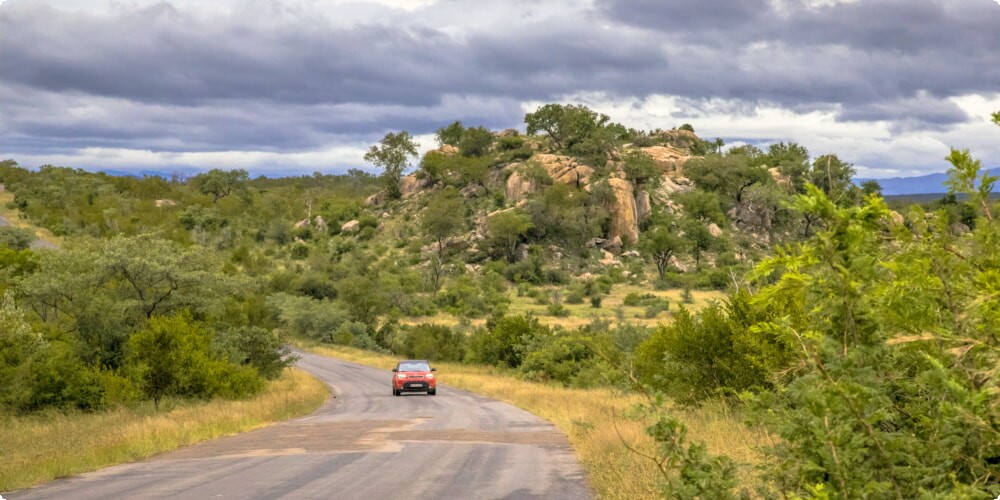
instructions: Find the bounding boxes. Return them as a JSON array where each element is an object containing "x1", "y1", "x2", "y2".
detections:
[
  {"x1": 400, "y1": 285, "x2": 726, "y2": 330},
  {"x1": 298, "y1": 342, "x2": 767, "y2": 499},
  {"x1": 0, "y1": 368, "x2": 329, "y2": 492}
]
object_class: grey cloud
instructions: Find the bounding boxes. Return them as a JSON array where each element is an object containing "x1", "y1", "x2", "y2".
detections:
[{"x1": 0, "y1": 0, "x2": 997, "y2": 172}]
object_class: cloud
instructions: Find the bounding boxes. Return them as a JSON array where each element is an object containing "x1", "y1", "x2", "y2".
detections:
[{"x1": 0, "y1": 0, "x2": 998, "y2": 176}]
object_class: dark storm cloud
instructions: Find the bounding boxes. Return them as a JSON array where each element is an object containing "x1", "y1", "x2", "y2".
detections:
[{"x1": 0, "y1": 0, "x2": 997, "y2": 165}]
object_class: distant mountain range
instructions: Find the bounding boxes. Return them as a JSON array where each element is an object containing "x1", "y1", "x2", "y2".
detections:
[
  {"x1": 95, "y1": 166, "x2": 998, "y2": 197},
  {"x1": 857, "y1": 168, "x2": 1000, "y2": 196}
]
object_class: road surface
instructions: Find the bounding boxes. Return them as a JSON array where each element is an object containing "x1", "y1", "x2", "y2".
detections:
[{"x1": 10, "y1": 351, "x2": 590, "y2": 499}]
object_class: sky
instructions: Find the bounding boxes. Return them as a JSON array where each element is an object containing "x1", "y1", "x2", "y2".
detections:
[{"x1": 0, "y1": 0, "x2": 998, "y2": 178}]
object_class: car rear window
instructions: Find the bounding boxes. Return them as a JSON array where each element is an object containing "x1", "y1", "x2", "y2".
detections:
[{"x1": 399, "y1": 362, "x2": 430, "y2": 371}]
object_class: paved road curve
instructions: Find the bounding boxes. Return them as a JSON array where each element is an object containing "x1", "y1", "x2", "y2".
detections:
[{"x1": 11, "y1": 351, "x2": 590, "y2": 500}]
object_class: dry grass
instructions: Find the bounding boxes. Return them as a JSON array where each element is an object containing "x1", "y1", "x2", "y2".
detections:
[
  {"x1": 400, "y1": 285, "x2": 726, "y2": 330},
  {"x1": 298, "y1": 343, "x2": 767, "y2": 499},
  {"x1": 0, "y1": 368, "x2": 329, "y2": 492}
]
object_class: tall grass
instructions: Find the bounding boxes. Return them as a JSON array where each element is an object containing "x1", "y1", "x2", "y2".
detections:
[
  {"x1": 299, "y1": 343, "x2": 767, "y2": 499},
  {"x1": 0, "y1": 368, "x2": 328, "y2": 492}
]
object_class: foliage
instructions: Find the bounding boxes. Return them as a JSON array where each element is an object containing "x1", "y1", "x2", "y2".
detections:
[
  {"x1": 395, "y1": 323, "x2": 466, "y2": 362},
  {"x1": 0, "y1": 227, "x2": 36, "y2": 250},
  {"x1": 635, "y1": 291, "x2": 789, "y2": 405},
  {"x1": 621, "y1": 149, "x2": 663, "y2": 189},
  {"x1": 421, "y1": 187, "x2": 466, "y2": 257},
  {"x1": 486, "y1": 209, "x2": 533, "y2": 263},
  {"x1": 126, "y1": 313, "x2": 262, "y2": 410},
  {"x1": 459, "y1": 126, "x2": 494, "y2": 157},
  {"x1": 216, "y1": 326, "x2": 295, "y2": 380},
  {"x1": 466, "y1": 314, "x2": 548, "y2": 368},
  {"x1": 640, "y1": 219, "x2": 686, "y2": 280},
  {"x1": 364, "y1": 131, "x2": 419, "y2": 199},
  {"x1": 435, "y1": 120, "x2": 465, "y2": 147},
  {"x1": 190, "y1": 169, "x2": 249, "y2": 204},
  {"x1": 524, "y1": 104, "x2": 609, "y2": 149},
  {"x1": 743, "y1": 182, "x2": 1000, "y2": 497}
]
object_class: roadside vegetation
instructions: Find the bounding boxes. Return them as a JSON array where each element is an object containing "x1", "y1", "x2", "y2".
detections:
[
  {"x1": 297, "y1": 342, "x2": 766, "y2": 499},
  {"x1": 0, "y1": 368, "x2": 327, "y2": 491},
  {"x1": 0, "y1": 107, "x2": 997, "y2": 497}
]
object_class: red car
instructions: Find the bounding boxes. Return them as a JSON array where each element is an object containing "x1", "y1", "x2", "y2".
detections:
[{"x1": 392, "y1": 360, "x2": 437, "y2": 396}]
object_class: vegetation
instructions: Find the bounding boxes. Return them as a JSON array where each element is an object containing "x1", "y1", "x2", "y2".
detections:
[{"x1": 1, "y1": 104, "x2": 997, "y2": 497}]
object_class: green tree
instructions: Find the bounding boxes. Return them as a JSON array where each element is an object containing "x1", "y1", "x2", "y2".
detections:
[
  {"x1": 809, "y1": 154, "x2": 857, "y2": 204},
  {"x1": 421, "y1": 188, "x2": 465, "y2": 257},
  {"x1": 458, "y1": 126, "x2": 494, "y2": 157},
  {"x1": 364, "y1": 131, "x2": 419, "y2": 199},
  {"x1": 436, "y1": 121, "x2": 465, "y2": 147},
  {"x1": 191, "y1": 169, "x2": 250, "y2": 204},
  {"x1": 0, "y1": 227, "x2": 36, "y2": 250},
  {"x1": 524, "y1": 103, "x2": 609, "y2": 151},
  {"x1": 486, "y1": 210, "x2": 533, "y2": 263},
  {"x1": 684, "y1": 153, "x2": 769, "y2": 209},
  {"x1": 944, "y1": 148, "x2": 996, "y2": 221},
  {"x1": 640, "y1": 220, "x2": 686, "y2": 280},
  {"x1": 621, "y1": 149, "x2": 663, "y2": 189},
  {"x1": 765, "y1": 142, "x2": 810, "y2": 192},
  {"x1": 127, "y1": 313, "x2": 261, "y2": 410}
]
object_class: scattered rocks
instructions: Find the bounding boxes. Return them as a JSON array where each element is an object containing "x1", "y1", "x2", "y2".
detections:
[
  {"x1": 341, "y1": 220, "x2": 360, "y2": 233},
  {"x1": 154, "y1": 199, "x2": 176, "y2": 207},
  {"x1": 708, "y1": 222, "x2": 723, "y2": 237}
]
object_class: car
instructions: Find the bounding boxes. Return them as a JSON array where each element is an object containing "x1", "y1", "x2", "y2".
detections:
[{"x1": 392, "y1": 360, "x2": 437, "y2": 396}]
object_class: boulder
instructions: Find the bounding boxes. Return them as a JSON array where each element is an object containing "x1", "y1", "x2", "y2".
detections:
[
  {"x1": 600, "y1": 250, "x2": 621, "y2": 267},
  {"x1": 294, "y1": 218, "x2": 310, "y2": 229},
  {"x1": 622, "y1": 250, "x2": 641, "y2": 258},
  {"x1": 639, "y1": 145, "x2": 691, "y2": 173},
  {"x1": 889, "y1": 211, "x2": 905, "y2": 226},
  {"x1": 586, "y1": 237, "x2": 607, "y2": 248},
  {"x1": 365, "y1": 190, "x2": 387, "y2": 207},
  {"x1": 439, "y1": 144, "x2": 460, "y2": 156},
  {"x1": 400, "y1": 173, "x2": 433, "y2": 197},
  {"x1": 708, "y1": 222, "x2": 723, "y2": 237},
  {"x1": 503, "y1": 154, "x2": 595, "y2": 201},
  {"x1": 768, "y1": 167, "x2": 794, "y2": 191},
  {"x1": 460, "y1": 184, "x2": 484, "y2": 199},
  {"x1": 314, "y1": 216, "x2": 328, "y2": 231},
  {"x1": 607, "y1": 178, "x2": 639, "y2": 244},
  {"x1": 603, "y1": 236, "x2": 624, "y2": 254},
  {"x1": 505, "y1": 170, "x2": 536, "y2": 202},
  {"x1": 635, "y1": 190, "x2": 652, "y2": 223},
  {"x1": 154, "y1": 199, "x2": 176, "y2": 208},
  {"x1": 341, "y1": 220, "x2": 360, "y2": 233},
  {"x1": 650, "y1": 177, "x2": 694, "y2": 205}
]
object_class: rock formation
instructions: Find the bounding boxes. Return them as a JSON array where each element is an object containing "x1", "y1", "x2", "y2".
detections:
[{"x1": 607, "y1": 178, "x2": 639, "y2": 244}]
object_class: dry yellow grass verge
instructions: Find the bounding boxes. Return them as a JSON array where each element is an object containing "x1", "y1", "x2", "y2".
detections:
[
  {"x1": 299, "y1": 342, "x2": 767, "y2": 499},
  {"x1": 0, "y1": 368, "x2": 329, "y2": 492}
]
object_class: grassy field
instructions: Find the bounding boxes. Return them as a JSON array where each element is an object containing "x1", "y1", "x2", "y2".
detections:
[
  {"x1": 0, "y1": 368, "x2": 329, "y2": 492},
  {"x1": 298, "y1": 342, "x2": 768, "y2": 499},
  {"x1": 401, "y1": 285, "x2": 727, "y2": 330}
]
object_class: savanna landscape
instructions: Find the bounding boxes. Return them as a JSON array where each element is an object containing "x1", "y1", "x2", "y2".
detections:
[{"x1": 1, "y1": 1, "x2": 999, "y2": 499}]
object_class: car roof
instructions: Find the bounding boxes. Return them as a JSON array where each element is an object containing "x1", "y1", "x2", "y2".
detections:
[{"x1": 397, "y1": 360, "x2": 430, "y2": 364}]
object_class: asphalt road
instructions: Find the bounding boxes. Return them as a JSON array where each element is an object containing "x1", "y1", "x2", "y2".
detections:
[{"x1": 10, "y1": 351, "x2": 590, "y2": 500}]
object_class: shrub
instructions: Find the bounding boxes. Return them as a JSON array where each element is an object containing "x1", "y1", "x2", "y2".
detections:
[
  {"x1": 126, "y1": 313, "x2": 263, "y2": 409},
  {"x1": 466, "y1": 315, "x2": 547, "y2": 368},
  {"x1": 216, "y1": 326, "x2": 294, "y2": 380},
  {"x1": 590, "y1": 296, "x2": 602, "y2": 308},
  {"x1": 397, "y1": 324, "x2": 466, "y2": 362},
  {"x1": 0, "y1": 227, "x2": 35, "y2": 251},
  {"x1": 547, "y1": 303, "x2": 569, "y2": 317}
]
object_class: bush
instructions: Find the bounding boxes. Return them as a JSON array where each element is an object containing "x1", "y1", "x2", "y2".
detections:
[
  {"x1": 397, "y1": 324, "x2": 466, "y2": 362},
  {"x1": 216, "y1": 326, "x2": 294, "y2": 380},
  {"x1": 126, "y1": 313, "x2": 263, "y2": 409},
  {"x1": 590, "y1": 296, "x2": 602, "y2": 308},
  {"x1": 0, "y1": 227, "x2": 35, "y2": 250},
  {"x1": 547, "y1": 303, "x2": 569, "y2": 317},
  {"x1": 634, "y1": 292, "x2": 787, "y2": 405},
  {"x1": 466, "y1": 315, "x2": 547, "y2": 368}
]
